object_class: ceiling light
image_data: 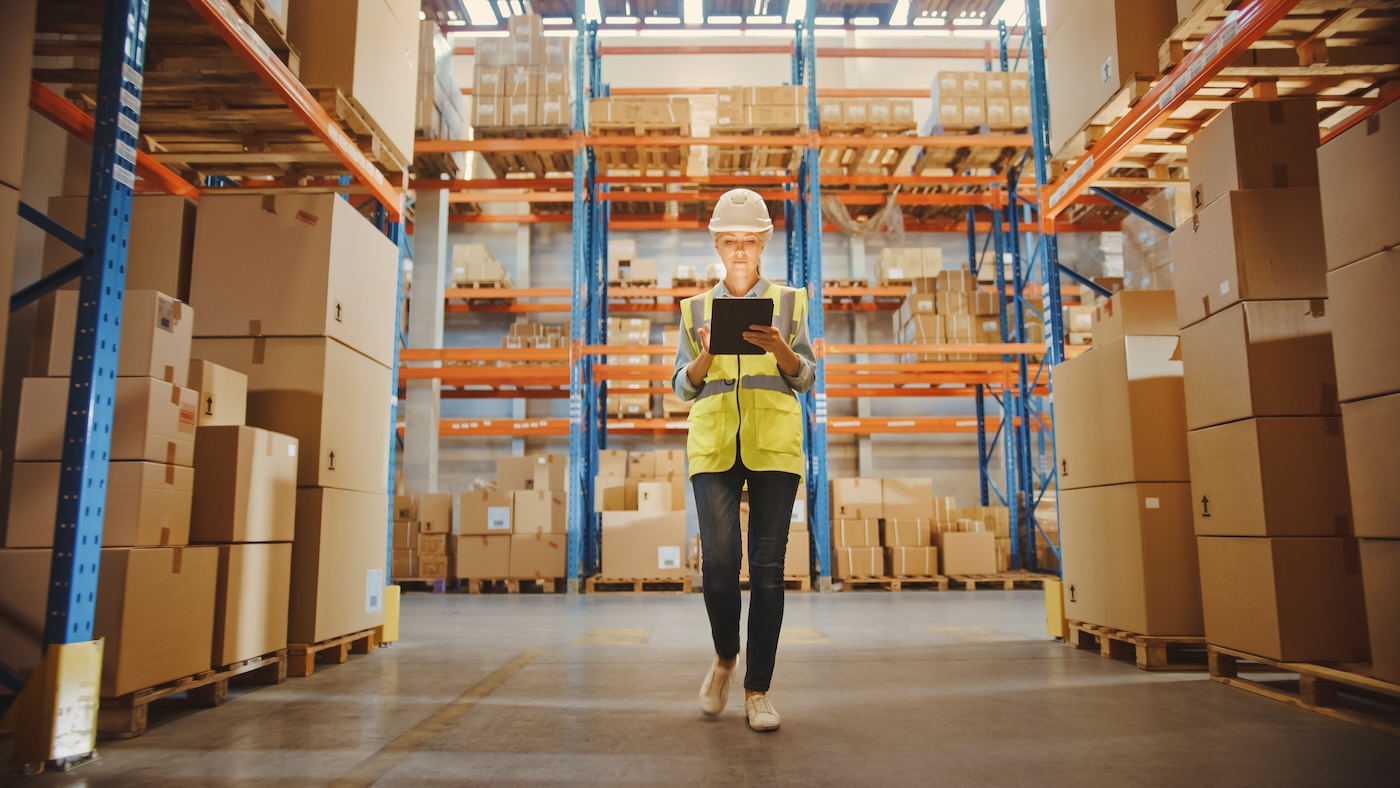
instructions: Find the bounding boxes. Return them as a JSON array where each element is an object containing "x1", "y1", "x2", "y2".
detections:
[
  {"x1": 683, "y1": 0, "x2": 703, "y2": 24},
  {"x1": 597, "y1": 28, "x2": 640, "y2": 37},
  {"x1": 447, "y1": 19, "x2": 468, "y2": 26},
  {"x1": 814, "y1": 16, "x2": 844, "y2": 25},
  {"x1": 852, "y1": 16, "x2": 879, "y2": 26},
  {"x1": 952, "y1": 17, "x2": 986, "y2": 25},
  {"x1": 543, "y1": 17, "x2": 573, "y2": 25},
  {"x1": 952, "y1": 28, "x2": 999, "y2": 37},
  {"x1": 644, "y1": 16, "x2": 680, "y2": 24},
  {"x1": 466, "y1": 0, "x2": 499, "y2": 25},
  {"x1": 709, "y1": 15, "x2": 742, "y2": 23},
  {"x1": 496, "y1": 1, "x2": 512, "y2": 18},
  {"x1": 912, "y1": 17, "x2": 944, "y2": 26},
  {"x1": 585, "y1": 0, "x2": 601, "y2": 21},
  {"x1": 785, "y1": 0, "x2": 806, "y2": 24},
  {"x1": 639, "y1": 28, "x2": 735, "y2": 37},
  {"x1": 889, "y1": 0, "x2": 910, "y2": 26},
  {"x1": 542, "y1": 29, "x2": 578, "y2": 36},
  {"x1": 474, "y1": 30, "x2": 510, "y2": 36},
  {"x1": 607, "y1": 16, "x2": 639, "y2": 24},
  {"x1": 509, "y1": 0, "x2": 524, "y2": 15},
  {"x1": 748, "y1": 15, "x2": 782, "y2": 24}
]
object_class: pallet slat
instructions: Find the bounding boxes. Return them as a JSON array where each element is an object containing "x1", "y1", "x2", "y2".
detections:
[
  {"x1": 286, "y1": 628, "x2": 381, "y2": 678},
  {"x1": 1067, "y1": 621, "x2": 1208, "y2": 671},
  {"x1": 947, "y1": 571, "x2": 1055, "y2": 591},
  {"x1": 585, "y1": 576, "x2": 693, "y2": 594},
  {"x1": 459, "y1": 577, "x2": 566, "y2": 594},
  {"x1": 836, "y1": 575, "x2": 949, "y2": 592},
  {"x1": 1208, "y1": 645, "x2": 1400, "y2": 737},
  {"x1": 97, "y1": 650, "x2": 287, "y2": 739}
]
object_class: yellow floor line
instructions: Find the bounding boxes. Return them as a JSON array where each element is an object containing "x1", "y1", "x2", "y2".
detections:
[{"x1": 575, "y1": 628, "x2": 652, "y2": 645}]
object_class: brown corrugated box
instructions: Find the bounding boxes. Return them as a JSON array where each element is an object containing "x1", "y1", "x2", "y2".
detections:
[
  {"x1": 49, "y1": 291, "x2": 193, "y2": 384},
  {"x1": 1178, "y1": 300, "x2": 1338, "y2": 431},
  {"x1": 460, "y1": 490, "x2": 513, "y2": 535},
  {"x1": 1341, "y1": 392, "x2": 1400, "y2": 539},
  {"x1": 190, "y1": 426, "x2": 298, "y2": 544},
  {"x1": 510, "y1": 532, "x2": 566, "y2": 579},
  {"x1": 1188, "y1": 417, "x2": 1351, "y2": 537},
  {"x1": 533, "y1": 454, "x2": 569, "y2": 490},
  {"x1": 497, "y1": 456, "x2": 536, "y2": 491},
  {"x1": 418, "y1": 493, "x2": 453, "y2": 535},
  {"x1": 213, "y1": 542, "x2": 291, "y2": 666},
  {"x1": 887, "y1": 546, "x2": 937, "y2": 578},
  {"x1": 288, "y1": 488, "x2": 388, "y2": 644},
  {"x1": 188, "y1": 359, "x2": 248, "y2": 428},
  {"x1": 393, "y1": 495, "x2": 417, "y2": 522},
  {"x1": 936, "y1": 532, "x2": 997, "y2": 576},
  {"x1": 7, "y1": 461, "x2": 193, "y2": 548},
  {"x1": 1185, "y1": 100, "x2": 1320, "y2": 213},
  {"x1": 596, "y1": 449, "x2": 628, "y2": 480},
  {"x1": 881, "y1": 478, "x2": 933, "y2": 520},
  {"x1": 785, "y1": 530, "x2": 811, "y2": 576},
  {"x1": 16, "y1": 377, "x2": 198, "y2": 466},
  {"x1": 600, "y1": 511, "x2": 687, "y2": 579},
  {"x1": 1090, "y1": 290, "x2": 1179, "y2": 345},
  {"x1": 882, "y1": 520, "x2": 931, "y2": 548},
  {"x1": 1317, "y1": 98, "x2": 1398, "y2": 270},
  {"x1": 39, "y1": 195, "x2": 197, "y2": 301},
  {"x1": 829, "y1": 478, "x2": 883, "y2": 520},
  {"x1": 832, "y1": 519, "x2": 880, "y2": 549},
  {"x1": 1328, "y1": 247, "x2": 1400, "y2": 403},
  {"x1": 513, "y1": 489, "x2": 566, "y2": 534},
  {"x1": 1196, "y1": 536, "x2": 1369, "y2": 663},
  {"x1": 834, "y1": 547, "x2": 884, "y2": 579},
  {"x1": 1359, "y1": 539, "x2": 1400, "y2": 683},
  {"x1": 453, "y1": 534, "x2": 511, "y2": 579}
]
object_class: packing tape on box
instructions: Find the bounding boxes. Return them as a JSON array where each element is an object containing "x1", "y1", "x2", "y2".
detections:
[
  {"x1": 160, "y1": 527, "x2": 170, "y2": 546},
  {"x1": 249, "y1": 320, "x2": 263, "y2": 337},
  {"x1": 166, "y1": 442, "x2": 177, "y2": 464},
  {"x1": 1272, "y1": 164, "x2": 1289, "y2": 189},
  {"x1": 165, "y1": 465, "x2": 176, "y2": 485},
  {"x1": 1335, "y1": 516, "x2": 1352, "y2": 537},
  {"x1": 252, "y1": 337, "x2": 266, "y2": 364},
  {"x1": 1308, "y1": 299, "x2": 1327, "y2": 318},
  {"x1": 162, "y1": 364, "x2": 175, "y2": 383},
  {"x1": 172, "y1": 545, "x2": 183, "y2": 573}
]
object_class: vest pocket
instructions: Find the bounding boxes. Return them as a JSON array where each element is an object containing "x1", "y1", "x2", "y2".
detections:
[
  {"x1": 754, "y1": 392, "x2": 802, "y2": 456},
  {"x1": 687, "y1": 398, "x2": 725, "y2": 457}
]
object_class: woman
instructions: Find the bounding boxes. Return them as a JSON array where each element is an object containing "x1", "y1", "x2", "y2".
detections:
[{"x1": 671, "y1": 188, "x2": 817, "y2": 732}]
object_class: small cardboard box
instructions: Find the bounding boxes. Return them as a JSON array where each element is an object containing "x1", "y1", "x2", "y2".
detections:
[
  {"x1": 829, "y1": 478, "x2": 883, "y2": 520},
  {"x1": 959, "y1": 71, "x2": 986, "y2": 96},
  {"x1": 190, "y1": 426, "x2": 299, "y2": 544},
  {"x1": 628, "y1": 451, "x2": 657, "y2": 479},
  {"x1": 636, "y1": 481, "x2": 673, "y2": 513},
  {"x1": 453, "y1": 534, "x2": 511, "y2": 579},
  {"x1": 532, "y1": 454, "x2": 568, "y2": 491},
  {"x1": 881, "y1": 478, "x2": 934, "y2": 520},
  {"x1": 936, "y1": 532, "x2": 997, "y2": 576},
  {"x1": 497, "y1": 456, "x2": 537, "y2": 491},
  {"x1": 1328, "y1": 247, "x2": 1400, "y2": 403},
  {"x1": 7, "y1": 461, "x2": 193, "y2": 548},
  {"x1": 1186, "y1": 100, "x2": 1320, "y2": 214},
  {"x1": 512, "y1": 489, "x2": 566, "y2": 534},
  {"x1": 834, "y1": 547, "x2": 884, "y2": 579},
  {"x1": 418, "y1": 493, "x2": 453, "y2": 535},
  {"x1": 394, "y1": 495, "x2": 417, "y2": 522},
  {"x1": 213, "y1": 542, "x2": 291, "y2": 666},
  {"x1": 832, "y1": 520, "x2": 880, "y2": 549},
  {"x1": 16, "y1": 377, "x2": 198, "y2": 466},
  {"x1": 188, "y1": 360, "x2": 248, "y2": 428},
  {"x1": 460, "y1": 491, "x2": 514, "y2": 535},
  {"x1": 1340, "y1": 392, "x2": 1400, "y2": 539},
  {"x1": 392, "y1": 520, "x2": 417, "y2": 551},
  {"x1": 49, "y1": 290, "x2": 192, "y2": 385},
  {"x1": 887, "y1": 546, "x2": 937, "y2": 577},
  {"x1": 653, "y1": 449, "x2": 686, "y2": 478},
  {"x1": 1090, "y1": 290, "x2": 1179, "y2": 345},
  {"x1": 983, "y1": 72, "x2": 1010, "y2": 97},
  {"x1": 601, "y1": 511, "x2": 687, "y2": 579},
  {"x1": 960, "y1": 98, "x2": 987, "y2": 126},
  {"x1": 882, "y1": 519, "x2": 931, "y2": 548},
  {"x1": 596, "y1": 449, "x2": 628, "y2": 479},
  {"x1": 1317, "y1": 99, "x2": 1398, "y2": 270},
  {"x1": 418, "y1": 553, "x2": 448, "y2": 578},
  {"x1": 417, "y1": 533, "x2": 447, "y2": 555},
  {"x1": 785, "y1": 530, "x2": 810, "y2": 576},
  {"x1": 510, "y1": 532, "x2": 566, "y2": 579}
]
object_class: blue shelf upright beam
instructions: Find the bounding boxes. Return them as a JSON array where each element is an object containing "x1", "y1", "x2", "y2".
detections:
[{"x1": 45, "y1": 0, "x2": 151, "y2": 648}]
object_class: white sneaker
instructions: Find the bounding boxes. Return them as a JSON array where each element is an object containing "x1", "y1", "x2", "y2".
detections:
[
  {"x1": 699, "y1": 660, "x2": 732, "y2": 716},
  {"x1": 745, "y1": 693, "x2": 781, "y2": 731}
]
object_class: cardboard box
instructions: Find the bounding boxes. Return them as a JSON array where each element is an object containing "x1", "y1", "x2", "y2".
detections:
[
  {"x1": 652, "y1": 449, "x2": 686, "y2": 478},
  {"x1": 1186, "y1": 100, "x2": 1320, "y2": 213},
  {"x1": 190, "y1": 426, "x2": 298, "y2": 544},
  {"x1": 190, "y1": 337, "x2": 391, "y2": 494},
  {"x1": 394, "y1": 495, "x2": 417, "y2": 522},
  {"x1": 843, "y1": 99, "x2": 869, "y2": 125},
  {"x1": 188, "y1": 360, "x2": 247, "y2": 428},
  {"x1": 1179, "y1": 300, "x2": 1338, "y2": 431},
  {"x1": 1328, "y1": 248, "x2": 1400, "y2": 403},
  {"x1": 1053, "y1": 336, "x2": 1189, "y2": 489},
  {"x1": 0, "y1": 549, "x2": 52, "y2": 678},
  {"x1": 983, "y1": 72, "x2": 1010, "y2": 97},
  {"x1": 1065, "y1": 305, "x2": 1095, "y2": 334},
  {"x1": 288, "y1": 0, "x2": 418, "y2": 161},
  {"x1": 88, "y1": 547, "x2": 217, "y2": 697},
  {"x1": 600, "y1": 511, "x2": 687, "y2": 579},
  {"x1": 785, "y1": 530, "x2": 810, "y2": 576},
  {"x1": 936, "y1": 96, "x2": 963, "y2": 127},
  {"x1": 507, "y1": 95, "x2": 534, "y2": 125},
  {"x1": 392, "y1": 520, "x2": 417, "y2": 550},
  {"x1": 474, "y1": 95, "x2": 503, "y2": 127},
  {"x1": 882, "y1": 520, "x2": 931, "y2": 548},
  {"x1": 189, "y1": 193, "x2": 400, "y2": 368},
  {"x1": 538, "y1": 95, "x2": 568, "y2": 126},
  {"x1": 1341, "y1": 392, "x2": 1400, "y2": 539},
  {"x1": 513, "y1": 489, "x2": 566, "y2": 534},
  {"x1": 594, "y1": 476, "x2": 626, "y2": 513},
  {"x1": 510, "y1": 532, "x2": 566, "y2": 579},
  {"x1": 881, "y1": 478, "x2": 934, "y2": 520},
  {"x1": 1059, "y1": 482, "x2": 1203, "y2": 635},
  {"x1": 1169, "y1": 188, "x2": 1327, "y2": 329},
  {"x1": 460, "y1": 491, "x2": 514, "y2": 535},
  {"x1": 418, "y1": 533, "x2": 447, "y2": 555},
  {"x1": 834, "y1": 547, "x2": 884, "y2": 579},
  {"x1": 636, "y1": 482, "x2": 673, "y2": 513},
  {"x1": 958, "y1": 71, "x2": 985, "y2": 96},
  {"x1": 453, "y1": 534, "x2": 511, "y2": 578},
  {"x1": 40, "y1": 195, "x2": 197, "y2": 301},
  {"x1": 1317, "y1": 99, "x2": 1398, "y2": 270},
  {"x1": 716, "y1": 87, "x2": 745, "y2": 106},
  {"x1": 1090, "y1": 290, "x2": 1179, "y2": 345},
  {"x1": 888, "y1": 546, "x2": 937, "y2": 577},
  {"x1": 1010, "y1": 98, "x2": 1032, "y2": 128},
  {"x1": 418, "y1": 492, "x2": 452, "y2": 534},
  {"x1": 1188, "y1": 417, "x2": 1351, "y2": 538},
  {"x1": 288, "y1": 488, "x2": 388, "y2": 644},
  {"x1": 1360, "y1": 539, "x2": 1400, "y2": 683},
  {"x1": 474, "y1": 65, "x2": 505, "y2": 95},
  {"x1": 212, "y1": 543, "x2": 291, "y2": 666},
  {"x1": 936, "y1": 532, "x2": 997, "y2": 576},
  {"x1": 7, "y1": 461, "x2": 193, "y2": 548},
  {"x1": 1196, "y1": 536, "x2": 1369, "y2": 663},
  {"x1": 16, "y1": 376, "x2": 198, "y2": 465},
  {"x1": 0, "y1": 0, "x2": 34, "y2": 186},
  {"x1": 936, "y1": 71, "x2": 963, "y2": 99},
  {"x1": 596, "y1": 449, "x2": 628, "y2": 479},
  {"x1": 419, "y1": 553, "x2": 448, "y2": 578},
  {"x1": 497, "y1": 456, "x2": 537, "y2": 491},
  {"x1": 960, "y1": 98, "x2": 987, "y2": 126},
  {"x1": 49, "y1": 291, "x2": 192, "y2": 384},
  {"x1": 830, "y1": 478, "x2": 883, "y2": 520},
  {"x1": 530, "y1": 454, "x2": 567, "y2": 491}
]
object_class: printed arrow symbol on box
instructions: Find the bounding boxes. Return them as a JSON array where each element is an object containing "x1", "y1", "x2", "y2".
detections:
[
  {"x1": 1201, "y1": 496, "x2": 1211, "y2": 517},
  {"x1": 205, "y1": 396, "x2": 214, "y2": 416}
]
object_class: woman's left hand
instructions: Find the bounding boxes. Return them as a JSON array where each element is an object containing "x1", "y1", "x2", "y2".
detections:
[{"x1": 743, "y1": 324, "x2": 788, "y2": 354}]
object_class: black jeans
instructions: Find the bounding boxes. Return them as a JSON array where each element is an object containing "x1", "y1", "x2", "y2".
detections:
[{"x1": 692, "y1": 448, "x2": 801, "y2": 693}]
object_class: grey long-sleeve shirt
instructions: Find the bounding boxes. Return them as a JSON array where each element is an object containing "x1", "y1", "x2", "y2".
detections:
[{"x1": 671, "y1": 278, "x2": 817, "y2": 401}]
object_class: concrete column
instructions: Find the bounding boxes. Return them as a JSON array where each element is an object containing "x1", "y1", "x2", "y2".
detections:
[
  {"x1": 849, "y1": 236, "x2": 874, "y2": 475},
  {"x1": 404, "y1": 190, "x2": 447, "y2": 493},
  {"x1": 512, "y1": 223, "x2": 531, "y2": 456}
]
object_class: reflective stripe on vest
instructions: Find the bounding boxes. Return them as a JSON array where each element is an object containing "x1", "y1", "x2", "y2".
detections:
[
  {"x1": 741, "y1": 374, "x2": 793, "y2": 395},
  {"x1": 777, "y1": 288, "x2": 796, "y2": 340},
  {"x1": 695, "y1": 379, "x2": 737, "y2": 401}
]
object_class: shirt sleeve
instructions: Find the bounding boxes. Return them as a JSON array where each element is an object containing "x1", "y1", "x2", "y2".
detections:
[
  {"x1": 672, "y1": 317, "x2": 701, "y2": 400},
  {"x1": 781, "y1": 304, "x2": 817, "y2": 395}
]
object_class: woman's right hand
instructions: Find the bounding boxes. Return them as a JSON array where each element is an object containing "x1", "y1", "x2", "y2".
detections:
[{"x1": 697, "y1": 323, "x2": 712, "y2": 356}]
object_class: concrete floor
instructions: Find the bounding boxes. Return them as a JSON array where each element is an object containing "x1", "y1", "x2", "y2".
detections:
[{"x1": 27, "y1": 590, "x2": 1400, "y2": 787}]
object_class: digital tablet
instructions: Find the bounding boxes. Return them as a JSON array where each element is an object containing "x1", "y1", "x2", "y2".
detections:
[{"x1": 709, "y1": 298, "x2": 775, "y2": 355}]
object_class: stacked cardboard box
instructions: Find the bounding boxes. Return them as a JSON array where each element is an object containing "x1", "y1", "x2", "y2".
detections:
[
  {"x1": 189, "y1": 193, "x2": 396, "y2": 645},
  {"x1": 454, "y1": 454, "x2": 569, "y2": 580},
  {"x1": 932, "y1": 71, "x2": 1032, "y2": 131},
  {"x1": 414, "y1": 21, "x2": 467, "y2": 177},
  {"x1": 451, "y1": 243, "x2": 513, "y2": 287},
  {"x1": 894, "y1": 269, "x2": 1016, "y2": 363},
  {"x1": 0, "y1": 1, "x2": 32, "y2": 395},
  {"x1": 713, "y1": 85, "x2": 809, "y2": 130},
  {"x1": 598, "y1": 450, "x2": 687, "y2": 579},
  {"x1": 607, "y1": 316, "x2": 654, "y2": 418},
  {"x1": 590, "y1": 97, "x2": 691, "y2": 131},
  {"x1": 1170, "y1": 101, "x2": 1367, "y2": 663},
  {"x1": 874, "y1": 247, "x2": 944, "y2": 285},
  {"x1": 830, "y1": 478, "x2": 997, "y2": 578},
  {"x1": 607, "y1": 240, "x2": 658, "y2": 285},
  {"x1": 817, "y1": 97, "x2": 916, "y2": 131},
  {"x1": 473, "y1": 14, "x2": 572, "y2": 128},
  {"x1": 1319, "y1": 100, "x2": 1399, "y2": 682},
  {"x1": 1055, "y1": 290, "x2": 1203, "y2": 636},
  {"x1": 391, "y1": 493, "x2": 452, "y2": 579},
  {"x1": 501, "y1": 319, "x2": 566, "y2": 366}
]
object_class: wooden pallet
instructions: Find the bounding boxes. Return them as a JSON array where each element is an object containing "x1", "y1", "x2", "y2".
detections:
[
  {"x1": 837, "y1": 575, "x2": 949, "y2": 592},
  {"x1": 1159, "y1": 1, "x2": 1400, "y2": 72},
  {"x1": 394, "y1": 576, "x2": 448, "y2": 594},
  {"x1": 912, "y1": 126, "x2": 1028, "y2": 176},
  {"x1": 585, "y1": 576, "x2": 693, "y2": 594},
  {"x1": 232, "y1": 0, "x2": 298, "y2": 75},
  {"x1": 459, "y1": 577, "x2": 566, "y2": 594},
  {"x1": 593, "y1": 123, "x2": 690, "y2": 171},
  {"x1": 1067, "y1": 621, "x2": 1208, "y2": 671},
  {"x1": 476, "y1": 126, "x2": 574, "y2": 178},
  {"x1": 739, "y1": 575, "x2": 813, "y2": 592},
  {"x1": 707, "y1": 126, "x2": 805, "y2": 175},
  {"x1": 1209, "y1": 645, "x2": 1400, "y2": 737},
  {"x1": 286, "y1": 628, "x2": 381, "y2": 678},
  {"x1": 97, "y1": 650, "x2": 287, "y2": 739},
  {"x1": 947, "y1": 571, "x2": 1056, "y2": 591}
]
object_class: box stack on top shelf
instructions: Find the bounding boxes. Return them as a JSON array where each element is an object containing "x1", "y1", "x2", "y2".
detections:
[
  {"x1": 473, "y1": 14, "x2": 573, "y2": 129},
  {"x1": 455, "y1": 454, "x2": 569, "y2": 584},
  {"x1": 596, "y1": 450, "x2": 689, "y2": 581},
  {"x1": 1168, "y1": 100, "x2": 1367, "y2": 664},
  {"x1": 931, "y1": 70, "x2": 1032, "y2": 132},
  {"x1": 706, "y1": 85, "x2": 805, "y2": 177},
  {"x1": 452, "y1": 243, "x2": 514, "y2": 288},
  {"x1": 414, "y1": 21, "x2": 468, "y2": 178},
  {"x1": 1318, "y1": 100, "x2": 1399, "y2": 683},
  {"x1": 391, "y1": 493, "x2": 453, "y2": 580},
  {"x1": 890, "y1": 263, "x2": 1020, "y2": 363},
  {"x1": 1055, "y1": 290, "x2": 1204, "y2": 637},
  {"x1": 607, "y1": 239, "x2": 658, "y2": 286},
  {"x1": 188, "y1": 193, "x2": 398, "y2": 647}
]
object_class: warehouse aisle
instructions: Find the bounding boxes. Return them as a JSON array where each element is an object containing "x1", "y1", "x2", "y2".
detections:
[{"x1": 30, "y1": 593, "x2": 1400, "y2": 786}]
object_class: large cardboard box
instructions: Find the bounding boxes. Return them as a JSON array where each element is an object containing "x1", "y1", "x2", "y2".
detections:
[
  {"x1": 834, "y1": 547, "x2": 884, "y2": 579},
  {"x1": 513, "y1": 489, "x2": 566, "y2": 534},
  {"x1": 532, "y1": 454, "x2": 568, "y2": 490},
  {"x1": 0, "y1": 0, "x2": 35, "y2": 187},
  {"x1": 7, "y1": 461, "x2": 193, "y2": 548},
  {"x1": 785, "y1": 530, "x2": 810, "y2": 576},
  {"x1": 1059, "y1": 483, "x2": 1203, "y2": 635},
  {"x1": 1188, "y1": 417, "x2": 1351, "y2": 538},
  {"x1": 189, "y1": 194, "x2": 400, "y2": 368},
  {"x1": 460, "y1": 491, "x2": 514, "y2": 535},
  {"x1": 936, "y1": 532, "x2": 997, "y2": 577},
  {"x1": 1328, "y1": 248, "x2": 1400, "y2": 403},
  {"x1": 1179, "y1": 300, "x2": 1338, "y2": 431},
  {"x1": 1196, "y1": 536, "x2": 1369, "y2": 663},
  {"x1": 40, "y1": 195, "x2": 197, "y2": 301},
  {"x1": 1169, "y1": 188, "x2": 1327, "y2": 329},
  {"x1": 190, "y1": 426, "x2": 298, "y2": 543},
  {"x1": 190, "y1": 337, "x2": 391, "y2": 494},
  {"x1": 497, "y1": 456, "x2": 536, "y2": 491},
  {"x1": 453, "y1": 534, "x2": 511, "y2": 579},
  {"x1": 832, "y1": 520, "x2": 880, "y2": 549},
  {"x1": 97, "y1": 546, "x2": 218, "y2": 697},
  {"x1": 653, "y1": 449, "x2": 686, "y2": 478},
  {"x1": 16, "y1": 377, "x2": 198, "y2": 465},
  {"x1": 600, "y1": 511, "x2": 687, "y2": 579},
  {"x1": 1046, "y1": 0, "x2": 1179, "y2": 151},
  {"x1": 596, "y1": 449, "x2": 628, "y2": 479},
  {"x1": 0, "y1": 549, "x2": 49, "y2": 678},
  {"x1": 393, "y1": 495, "x2": 417, "y2": 522},
  {"x1": 1317, "y1": 98, "x2": 1398, "y2": 270},
  {"x1": 1359, "y1": 539, "x2": 1400, "y2": 683},
  {"x1": 881, "y1": 478, "x2": 934, "y2": 520},
  {"x1": 1090, "y1": 290, "x2": 1179, "y2": 345},
  {"x1": 392, "y1": 520, "x2": 417, "y2": 551},
  {"x1": 288, "y1": 0, "x2": 419, "y2": 162},
  {"x1": 1341, "y1": 393, "x2": 1400, "y2": 539},
  {"x1": 882, "y1": 520, "x2": 931, "y2": 548},
  {"x1": 212, "y1": 543, "x2": 292, "y2": 666},
  {"x1": 288, "y1": 488, "x2": 388, "y2": 644},
  {"x1": 188, "y1": 360, "x2": 247, "y2": 428},
  {"x1": 509, "y1": 532, "x2": 567, "y2": 579},
  {"x1": 48, "y1": 291, "x2": 193, "y2": 384},
  {"x1": 1053, "y1": 336, "x2": 1189, "y2": 489},
  {"x1": 830, "y1": 478, "x2": 883, "y2": 520},
  {"x1": 1186, "y1": 100, "x2": 1320, "y2": 213},
  {"x1": 887, "y1": 546, "x2": 937, "y2": 577},
  {"x1": 418, "y1": 492, "x2": 453, "y2": 534}
]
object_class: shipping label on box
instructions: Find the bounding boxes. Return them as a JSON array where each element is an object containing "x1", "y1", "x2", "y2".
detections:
[
  {"x1": 460, "y1": 491, "x2": 514, "y2": 535},
  {"x1": 601, "y1": 511, "x2": 687, "y2": 579},
  {"x1": 50, "y1": 290, "x2": 193, "y2": 385}
]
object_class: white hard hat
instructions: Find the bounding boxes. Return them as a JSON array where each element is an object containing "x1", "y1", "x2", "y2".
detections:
[{"x1": 709, "y1": 188, "x2": 773, "y2": 243}]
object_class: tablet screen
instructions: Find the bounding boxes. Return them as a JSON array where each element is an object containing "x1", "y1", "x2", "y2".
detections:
[{"x1": 709, "y1": 298, "x2": 775, "y2": 355}]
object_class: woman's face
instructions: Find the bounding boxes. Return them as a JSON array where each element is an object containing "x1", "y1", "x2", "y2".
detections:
[{"x1": 716, "y1": 232, "x2": 764, "y2": 280}]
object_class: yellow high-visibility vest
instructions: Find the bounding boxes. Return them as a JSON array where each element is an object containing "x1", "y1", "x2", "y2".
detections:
[{"x1": 679, "y1": 282, "x2": 808, "y2": 479}]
